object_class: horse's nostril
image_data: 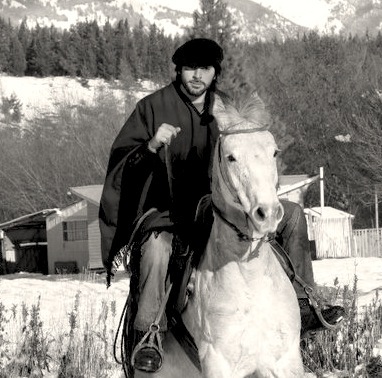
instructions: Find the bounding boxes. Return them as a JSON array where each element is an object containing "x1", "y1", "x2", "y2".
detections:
[{"x1": 256, "y1": 207, "x2": 265, "y2": 220}]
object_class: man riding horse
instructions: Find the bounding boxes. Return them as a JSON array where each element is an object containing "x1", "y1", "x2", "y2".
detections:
[{"x1": 99, "y1": 38, "x2": 345, "y2": 373}]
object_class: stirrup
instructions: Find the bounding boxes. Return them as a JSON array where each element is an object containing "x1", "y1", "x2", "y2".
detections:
[
  {"x1": 304, "y1": 286, "x2": 344, "y2": 331},
  {"x1": 131, "y1": 323, "x2": 164, "y2": 372}
]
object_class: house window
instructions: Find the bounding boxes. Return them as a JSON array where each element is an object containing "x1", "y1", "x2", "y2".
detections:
[{"x1": 63, "y1": 221, "x2": 88, "y2": 241}]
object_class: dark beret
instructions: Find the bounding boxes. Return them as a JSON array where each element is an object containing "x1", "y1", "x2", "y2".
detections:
[{"x1": 172, "y1": 38, "x2": 224, "y2": 68}]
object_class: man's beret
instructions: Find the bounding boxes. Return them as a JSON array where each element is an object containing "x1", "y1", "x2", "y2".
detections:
[{"x1": 172, "y1": 38, "x2": 224, "y2": 68}]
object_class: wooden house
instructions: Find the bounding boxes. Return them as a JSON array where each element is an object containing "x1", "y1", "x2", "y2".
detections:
[
  {"x1": 68, "y1": 185, "x2": 103, "y2": 270},
  {"x1": 46, "y1": 201, "x2": 89, "y2": 274}
]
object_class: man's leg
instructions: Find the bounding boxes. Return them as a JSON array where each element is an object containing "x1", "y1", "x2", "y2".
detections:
[
  {"x1": 133, "y1": 230, "x2": 172, "y2": 372},
  {"x1": 275, "y1": 199, "x2": 315, "y2": 297},
  {"x1": 275, "y1": 200, "x2": 345, "y2": 336}
]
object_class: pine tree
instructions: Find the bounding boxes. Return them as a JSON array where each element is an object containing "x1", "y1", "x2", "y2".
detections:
[
  {"x1": 9, "y1": 32, "x2": 26, "y2": 75},
  {"x1": 131, "y1": 20, "x2": 147, "y2": 79},
  {"x1": 74, "y1": 20, "x2": 99, "y2": 78},
  {"x1": 188, "y1": 0, "x2": 237, "y2": 46},
  {"x1": 187, "y1": 0, "x2": 249, "y2": 97},
  {"x1": 0, "y1": 17, "x2": 11, "y2": 72},
  {"x1": 146, "y1": 24, "x2": 162, "y2": 81},
  {"x1": 97, "y1": 19, "x2": 117, "y2": 80},
  {"x1": 17, "y1": 17, "x2": 30, "y2": 53},
  {"x1": 57, "y1": 29, "x2": 78, "y2": 76}
]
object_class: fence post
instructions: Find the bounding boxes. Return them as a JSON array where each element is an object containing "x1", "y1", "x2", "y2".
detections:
[{"x1": 376, "y1": 189, "x2": 380, "y2": 256}]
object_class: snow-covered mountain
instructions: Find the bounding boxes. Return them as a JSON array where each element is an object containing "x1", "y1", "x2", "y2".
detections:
[{"x1": 1, "y1": 0, "x2": 381, "y2": 40}]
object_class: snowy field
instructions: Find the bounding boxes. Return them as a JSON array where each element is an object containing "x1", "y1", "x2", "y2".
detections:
[
  {"x1": 0, "y1": 75, "x2": 157, "y2": 123},
  {"x1": 1, "y1": 257, "x2": 381, "y2": 334}
]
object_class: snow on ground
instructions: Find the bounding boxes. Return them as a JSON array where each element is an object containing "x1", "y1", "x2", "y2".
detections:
[
  {"x1": 0, "y1": 75, "x2": 158, "y2": 123},
  {"x1": 313, "y1": 257, "x2": 382, "y2": 308},
  {"x1": 0, "y1": 257, "x2": 381, "y2": 377},
  {"x1": 0, "y1": 271, "x2": 130, "y2": 335},
  {"x1": 1, "y1": 257, "x2": 382, "y2": 330}
]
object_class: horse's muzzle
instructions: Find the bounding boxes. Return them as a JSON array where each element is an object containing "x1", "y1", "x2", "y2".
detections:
[{"x1": 249, "y1": 201, "x2": 284, "y2": 234}]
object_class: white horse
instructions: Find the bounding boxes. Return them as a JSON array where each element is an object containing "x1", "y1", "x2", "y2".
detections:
[{"x1": 133, "y1": 94, "x2": 304, "y2": 378}]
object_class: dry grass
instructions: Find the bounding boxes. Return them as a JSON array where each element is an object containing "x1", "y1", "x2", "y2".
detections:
[
  {"x1": 301, "y1": 276, "x2": 382, "y2": 377},
  {"x1": 0, "y1": 276, "x2": 122, "y2": 378},
  {"x1": 1, "y1": 273, "x2": 382, "y2": 377}
]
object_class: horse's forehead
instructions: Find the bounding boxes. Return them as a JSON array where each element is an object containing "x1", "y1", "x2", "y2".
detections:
[{"x1": 224, "y1": 130, "x2": 276, "y2": 150}]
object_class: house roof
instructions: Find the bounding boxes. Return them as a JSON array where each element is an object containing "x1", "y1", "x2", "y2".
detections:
[
  {"x1": 278, "y1": 175, "x2": 319, "y2": 196},
  {"x1": 0, "y1": 209, "x2": 58, "y2": 230},
  {"x1": 0, "y1": 209, "x2": 58, "y2": 244},
  {"x1": 70, "y1": 185, "x2": 103, "y2": 206},
  {"x1": 304, "y1": 206, "x2": 354, "y2": 219}
]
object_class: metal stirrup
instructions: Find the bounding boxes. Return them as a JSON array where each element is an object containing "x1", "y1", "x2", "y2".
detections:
[{"x1": 131, "y1": 282, "x2": 173, "y2": 369}]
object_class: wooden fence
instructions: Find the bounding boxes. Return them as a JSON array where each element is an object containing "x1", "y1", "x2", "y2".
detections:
[{"x1": 353, "y1": 228, "x2": 382, "y2": 257}]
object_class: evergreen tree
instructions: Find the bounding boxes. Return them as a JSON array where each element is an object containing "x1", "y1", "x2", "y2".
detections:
[
  {"x1": 115, "y1": 19, "x2": 130, "y2": 78},
  {"x1": 131, "y1": 20, "x2": 147, "y2": 79},
  {"x1": 97, "y1": 19, "x2": 117, "y2": 79},
  {"x1": 17, "y1": 17, "x2": 30, "y2": 53},
  {"x1": 187, "y1": 0, "x2": 248, "y2": 97},
  {"x1": 74, "y1": 20, "x2": 99, "y2": 78},
  {"x1": 0, "y1": 17, "x2": 11, "y2": 72},
  {"x1": 57, "y1": 29, "x2": 78, "y2": 76},
  {"x1": 146, "y1": 24, "x2": 162, "y2": 81},
  {"x1": 25, "y1": 24, "x2": 54, "y2": 76},
  {"x1": 8, "y1": 32, "x2": 26, "y2": 75}
]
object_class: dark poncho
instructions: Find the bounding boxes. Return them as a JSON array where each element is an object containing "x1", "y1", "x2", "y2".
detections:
[{"x1": 99, "y1": 81, "x2": 221, "y2": 270}]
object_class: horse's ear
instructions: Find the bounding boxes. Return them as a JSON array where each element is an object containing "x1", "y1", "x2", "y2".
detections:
[
  {"x1": 212, "y1": 95, "x2": 237, "y2": 130},
  {"x1": 239, "y1": 92, "x2": 271, "y2": 128},
  {"x1": 250, "y1": 92, "x2": 265, "y2": 110}
]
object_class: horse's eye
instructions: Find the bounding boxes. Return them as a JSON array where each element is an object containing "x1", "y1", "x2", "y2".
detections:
[
  {"x1": 274, "y1": 149, "x2": 281, "y2": 158},
  {"x1": 227, "y1": 155, "x2": 236, "y2": 162}
]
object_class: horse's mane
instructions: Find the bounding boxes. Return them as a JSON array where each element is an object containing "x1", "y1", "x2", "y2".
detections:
[{"x1": 213, "y1": 92, "x2": 271, "y2": 132}]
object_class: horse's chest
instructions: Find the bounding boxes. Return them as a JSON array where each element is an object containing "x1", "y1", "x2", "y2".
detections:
[{"x1": 195, "y1": 264, "x2": 273, "y2": 330}]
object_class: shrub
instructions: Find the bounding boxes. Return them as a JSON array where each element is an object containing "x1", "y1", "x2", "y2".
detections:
[{"x1": 1, "y1": 94, "x2": 23, "y2": 123}]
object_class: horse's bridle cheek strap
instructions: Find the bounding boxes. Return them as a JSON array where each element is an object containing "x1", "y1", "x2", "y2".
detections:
[{"x1": 217, "y1": 137, "x2": 241, "y2": 204}]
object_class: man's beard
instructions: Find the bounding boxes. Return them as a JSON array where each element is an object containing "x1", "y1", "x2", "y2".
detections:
[{"x1": 183, "y1": 80, "x2": 208, "y2": 97}]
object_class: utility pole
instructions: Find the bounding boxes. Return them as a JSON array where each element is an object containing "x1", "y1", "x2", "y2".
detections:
[
  {"x1": 320, "y1": 167, "x2": 324, "y2": 216},
  {"x1": 376, "y1": 186, "x2": 380, "y2": 256}
]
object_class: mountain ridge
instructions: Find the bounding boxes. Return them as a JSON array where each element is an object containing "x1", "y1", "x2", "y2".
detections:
[{"x1": 1, "y1": 0, "x2": 381, "y2": 40}]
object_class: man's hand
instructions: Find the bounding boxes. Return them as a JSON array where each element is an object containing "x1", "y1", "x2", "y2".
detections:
[{"x1": 148, "y1": 123, "x2": 181, "y2": 152}]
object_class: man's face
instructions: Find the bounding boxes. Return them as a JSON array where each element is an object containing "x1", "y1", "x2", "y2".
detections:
[{"x1": 180, "y1": 65, "x2": 216, "y2": 98}]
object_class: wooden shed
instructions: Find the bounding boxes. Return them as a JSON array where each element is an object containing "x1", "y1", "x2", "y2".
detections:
[
  {"x1": 304, "y1": 206, "x2": 355, "y2": 259},
  {"x1": 69, "y1": 185, "x2": 104, "y2": 270},
  {"x1": 0, "y1": 209, "x2": 58, "y2": 274}
]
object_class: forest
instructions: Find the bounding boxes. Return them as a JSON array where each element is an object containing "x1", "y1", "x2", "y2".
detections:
[{"x1": 0, "y1": 0, "x2": 382, "y2": 228}]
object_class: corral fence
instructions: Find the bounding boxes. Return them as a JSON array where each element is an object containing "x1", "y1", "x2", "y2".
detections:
[{"x1": 353, "y1": 228, "x2": 382, "y2": 257}]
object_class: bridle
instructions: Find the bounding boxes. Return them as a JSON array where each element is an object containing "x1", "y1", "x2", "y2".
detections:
[{"x1": 213, "y1": 126, "x2": 269, "y2": 243}]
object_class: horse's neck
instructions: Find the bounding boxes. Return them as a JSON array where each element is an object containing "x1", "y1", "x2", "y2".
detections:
[
  {"x1": 201, "y1": 216, "x2": 267, "y2": 270},
  {"x1": 181, "y1": 215, "x2": 280, "y2": 346}
]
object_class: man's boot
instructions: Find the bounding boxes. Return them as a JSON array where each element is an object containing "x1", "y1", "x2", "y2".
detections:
[{"x1": 299, "y1": 298, "x2": 345, "y2": 337}]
